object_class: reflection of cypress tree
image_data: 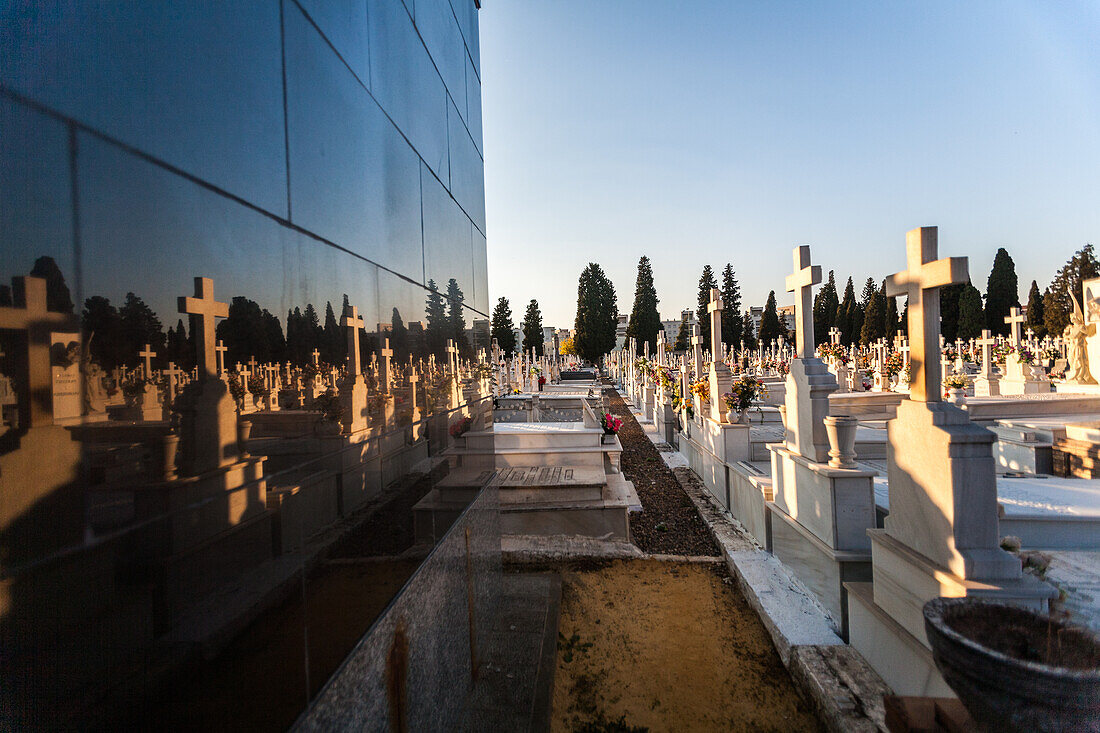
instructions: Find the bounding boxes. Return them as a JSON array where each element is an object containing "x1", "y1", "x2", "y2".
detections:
[
  {"x1": 741, "y1": 310, "x2": 757, "y2": 351},
  {"x1": 217, "y1": 296, "x2": 286, "y2": 367},
  {"x1": 82, "y1": 296, "x2": 124, "y2": 370},
  {"x1": 165, "y1": 318, "x2": 191, "y2": 368},
  {"x1": 322, "y1": 301, "x2": 340, "y2": 364},
  {"x1": 390, "y1": 307, "x2": 409, "y2": 363},
  {"x1": 424, "y1": 279, "x2": 447, "y2": 357},
  {"x1": 262, "y1": 309, "x2": 285, "y2": 363},
  {"x1": 119, "y1": 292, "x2": 165, "y2": 367},
  {"x1": 30, "y1": 255, "x2": 74, "y2": 313},
  {"x1": 302, "y1": 303, "x2": 322, "y2": 362},
  {"x1": 446, "y1": 278, "x2": 471, "y2": 358}
]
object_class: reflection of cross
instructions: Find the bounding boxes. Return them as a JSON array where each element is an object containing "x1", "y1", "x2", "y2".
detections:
[
  {"x1": 247, "y1": 356, "x2": 258, "y2": 373},
  {"x1": 885, "y1": 227, "x2": 968, "y2": 402},
  {"x1": 163, "y1": 361, "x2": 183, "y2": 402},
  {"x1": 976, "y1": 329, "x2": 997, "y2": 377},
  {"x1": 215, "y1": 340, "x2": 228, "y2": 375},
  {"x1": 379, "y1": 338, "x2": 393, "y2": 392},
  {"x1": 446, "y1": 339, "x2": 460, "y2": 374},
  {"x1": 341, "y1": 305, "x2": 364, "y2": 375},
  {"x1": 1025, "y1": 327, "x2": 1035, "y2": 341},
  {"x1": 1004, "y1": 306, "x2": 1025, "y2": 346},
  {"x1": 312, "y1": 348, "x2": 320, "y2": 366},
  {"x1": 828, "y1": 326, "x2": 840, "y2": 345},
  {"x1": 0, "y1": 275, "x2": 79, "y2": 427},
  {"x1": 178, "y1": 277, "x2": 229, "y2": 377},
  {"x1": 785, "y1": 245, "x2": 821, "y2": 359},
  {"x1": 706, "y1": 289, "x2": 724, "y2": 361},
  {"x1": 139, "y1": 344, "x2": 157, "y2": 379}
]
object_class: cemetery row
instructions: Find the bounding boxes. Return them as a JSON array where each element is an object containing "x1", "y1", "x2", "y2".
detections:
[{"x1": 607, "y1": 227, "x2": 1100, "y2": 724}]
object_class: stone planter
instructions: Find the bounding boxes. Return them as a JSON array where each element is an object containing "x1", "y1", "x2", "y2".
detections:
[
  {"x1": 601, "y1": 432, "x2": 617, "y2": 445},
  {"x1": 947, "y1": 387, "x2": 967, "y2": 405},
  {"x1": 924, "y1": 597, "x2": 1100, "y2": 732},
  {"x1": 823, "y1": 415, "x2": 858, "y2": 469}
]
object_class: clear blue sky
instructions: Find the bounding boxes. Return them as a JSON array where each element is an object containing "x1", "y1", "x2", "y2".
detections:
[{"x1": 479, "y1": 1, "x2": 1100, "y2": 329}]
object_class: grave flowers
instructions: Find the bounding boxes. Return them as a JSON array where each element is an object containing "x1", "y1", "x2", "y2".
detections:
[
  {"x1": 689, "y1": 379, "x2": 710, "y2": 403},
  {"x1": 601, "y1": 412, "x2": 623, "y2": 443},
  {"x1": 723, "y1": 375, "x2": 768, "y2": 424},
  {"x1": 313, "y1": 387, "x2": 344, "y2": 434},
  {"x1": 944, "y1": 373, "x2": 969, "y2": 405},
  {"x1": 449, "y1": 415, "x2": 473, "y2": 438}
]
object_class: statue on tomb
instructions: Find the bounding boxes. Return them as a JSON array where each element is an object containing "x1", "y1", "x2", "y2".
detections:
[
  {"x1": 80, "y1": 332, "x2": 108, "y2": 415},
  {"x1": 1063, "y1": 295, "x2": 1096, "y2": 384}
]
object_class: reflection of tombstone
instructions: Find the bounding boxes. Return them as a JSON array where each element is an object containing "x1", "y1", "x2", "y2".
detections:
[
  {"x1": 50, "y1": 334, "x2": 82, "y2": 423},
  {"x1": 1082, "y1": 277, "x2": 1100, "y2": 381}
]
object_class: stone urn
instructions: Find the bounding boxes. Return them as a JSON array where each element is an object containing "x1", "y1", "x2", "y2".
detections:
[
  {"x1": 947, "y1": 387, "x2": 967, "y2": 405},
  {"x1": 923, "y1": 597, "x2": 1100, "y2": 732},
  {"x1": 161, "y1": 432, "x2": 180, "y2": 481},
  {"x1": 823, "y1": 415, "x2": 859, "y2": 469}
]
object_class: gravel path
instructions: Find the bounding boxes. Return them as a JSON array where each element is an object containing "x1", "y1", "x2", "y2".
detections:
[{"x1": 606, "y1": 386, "x2": 720, "y2": 556}]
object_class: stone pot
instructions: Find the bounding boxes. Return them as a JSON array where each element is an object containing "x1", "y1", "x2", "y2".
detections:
[
  {"x1": 924, "y1": 597, "x2": 1100, "y2": 732},
  {"x1": 823, "y1": 415, "x2": 859, "y2": 469},
  {"x1": 236, "y1": 419, "x2": 252, "y2": 457},
  {"x1": 601, "y1": 432, "x2": 617, "y2": 445},
  {"x1": 161, "y1": 432, "x2": 180, "y2": 481},
  {"x1": 947, "y1": 387, "x2": 967, "y2": 405}
]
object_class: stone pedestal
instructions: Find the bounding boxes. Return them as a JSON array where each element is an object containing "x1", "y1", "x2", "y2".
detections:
[
  {"x1": 339, "y1": 374, "x2": 370, "y2": 434},
  {"x1": 784, "y1": 357, "x2": 837, "y2": 463},
  {"x1": 972, "y1": 374, "x2": 1000, "y2": 397},
  {"x1": 642, "y1": 383, "x2": 655, "y2": 422},
  {"x1": 847, "y1": 400, "x2": 1057, "y2": 696},
  {"x1": 999, "y1": 356, "x2": 1050, "y2": 395},
  {"x1": 768, "y1": 444, "x2": 876, "y2": 635},
  {"x1": 708, "y1": 363, "x2": 733, "y2": 423}
]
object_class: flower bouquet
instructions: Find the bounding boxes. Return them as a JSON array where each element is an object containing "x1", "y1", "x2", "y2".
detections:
[
  {"x1": 723, "y1": 376, "x2": 768, "y2": 423},
  {"x1": 450, "y1": 415, "x2": 473, "y2": 438},
  {"x1": 601, "y1": 412, "x2": 623, "y2": 443}
]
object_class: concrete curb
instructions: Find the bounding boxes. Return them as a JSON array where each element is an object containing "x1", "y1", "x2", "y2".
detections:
[{"x1": 670, "y1": 465, "x2": 890, "y2": 732}]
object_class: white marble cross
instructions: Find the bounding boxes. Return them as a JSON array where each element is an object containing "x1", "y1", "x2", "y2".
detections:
[
  {"x1": 706, "y1": 288, "x2": 724, "y2": 362},
  {"x1": 977, "y1": 329, "x2": 997, "y2": 377},
  {"x1": 341, "y1": 304, "x2": 364, "y2": 375},
  {"x1": 446, "y1": 339, "x2": 460, "y2": 374},
  {"x1": 312, "y1": 348, "x2": 320, "y2": 367},
  {"x1": 828, "y1": 326, "x2": 841, "y2": 345},
  {"x1": 785, "y1": 245, "x2": 821, "y2": 359},
  {"x1": 215, "y1": 339, "x2": 228, "y2": 375},
  {"x1": 139, "y1": 343, "x2": 157, "y2": 379},
  {"x1": 885, "y1": 227, "x2": 968, "y2": 403},
  {"x1": 1004, "y1": 306, "x2": 1025, "y2": 347},
  {"x1": 178, "y1": 276, "x2": 229, "y2": 378},
  {"x1": 379, "y1": 338, "x2": 393, "y2": 393},
  {"x1": 163, "y1": 361, "x2": 183, "y2": 402},
  {"x1": 690, "y1": 323, "x2": 703, "y2": 377}
]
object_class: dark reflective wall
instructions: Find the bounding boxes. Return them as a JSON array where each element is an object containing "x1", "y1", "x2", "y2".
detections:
[{"x1": 0, "y1": 0, "x2": 485, "y2": 727}]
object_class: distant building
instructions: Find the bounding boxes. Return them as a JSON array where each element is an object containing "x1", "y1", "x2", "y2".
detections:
[
  {"x1": 661, "y1": 309, "x2": 695, "y2": 347},
  {"x1": 615, "y1": 314, "x2": 629, "y2": 350},
  {"x1": 749, "y1": 305, "x2": 796, "y2": 342}
]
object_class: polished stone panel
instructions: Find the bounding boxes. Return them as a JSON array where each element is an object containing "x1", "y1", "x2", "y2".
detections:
[
  {"x1": 285, "y1": 3, "x2": 424, "y2": 279},
  {"x1": 447, "y1": 99, "x2": 486, "y2": 233},
  {"x1": 294, "y1": 0, "x2": 371, "y2": 84},
  {"x1": 415, "y1": 0, "x2": 467, "y2": 108},
  {"x1": 368, "y1": 0, "x2": 449, "y2": 180},
  {"x1": 0, "y1": 2, "x2": 288, "y2": 215}
]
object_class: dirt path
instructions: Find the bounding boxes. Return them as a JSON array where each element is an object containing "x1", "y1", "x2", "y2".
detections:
[
  {"x1": 552, "y1": 559, "x2": 821, "y2": 732},
  {"x1": 605, "y1": 386, "x2": 718, "y2": 556}
]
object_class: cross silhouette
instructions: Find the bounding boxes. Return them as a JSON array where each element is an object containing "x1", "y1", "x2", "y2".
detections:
[
  {"x1": 215, "y1": 339, "x2": 228, "y2": 375},
  {"x1": 139, "y1": 344, "x2": 157, "y2": 379},
  {"x1": 885, "y1": 227, "x2": 968, "y2": 402},
  {"x1": 341, "y1": 305, "x2": 364, "y2": 375},
  {"x1": 178, "y1": 277, "x2": 229, "y2": 377}
]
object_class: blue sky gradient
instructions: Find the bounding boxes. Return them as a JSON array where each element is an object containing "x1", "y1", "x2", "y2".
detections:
[{"x1": 480, "y1": 1, "x2": 1100, "y2": 328}]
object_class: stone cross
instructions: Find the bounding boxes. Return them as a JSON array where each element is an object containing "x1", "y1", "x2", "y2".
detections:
[
  {"x1": 163, "y1": 361, "x2": 183, "y2": 402},
  {"x1": 885, "y1": 227, "x2": 968, "y2": 402},
  {"x1": 215, "y1": 339, "x2": 228, "y2": 375},
  {"x1": 312, "y1": 348, "x2": 320, "y2": 367},
  {"x1": 1004, "y1": 306, "x2": 1025, "y2": 347},
  {"x1": 785, "y1": 245, "x2": 822, "y2": 359},
  {"x1": 408, "y1": 365, "x2": 420, "y2": 412},
  {"x1": 178, "y1": 276, "x2": 229, "y2": 378},
  {"x1": 139, "y1": 344, "x2": 157, "y2": 379},
  {"x1": 446, "y1": 339, "x2": 460, "y2": 375},
  {"x1": 828, "y1": 326, "x2": 841, "y2": 345},
  {"x1": 976, "y1": 329, "x2": 997, "y2": 377},
  {"x1": 247, "y1": 356, "x2": 258, "y2": 374},
  {"x1": 341, "y1": 304, "x2": 364, "y2": 375},
  {"x1": 379, "y1": 338, "x2": 393, "y2": 393},
  {"x1": 690, "y1": 323, "x2": 703, "y2": 377},
  {"x1": 706, "y1": 288, "x2": 724, "y2": 361}
]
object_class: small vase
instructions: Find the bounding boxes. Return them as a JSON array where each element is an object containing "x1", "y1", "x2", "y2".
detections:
[
  {"x1": 823, "y1": 415, "x2": 858, "y2": 469},
  {"x1": 947, "y1": 387, "x2": 967, "y2": 405},
  {"x1": 601, "y1": 432, "x2": 616, "y2": 445},
  {"x1": 161, "y1": 432, "x2": 180, "y2": 481}
]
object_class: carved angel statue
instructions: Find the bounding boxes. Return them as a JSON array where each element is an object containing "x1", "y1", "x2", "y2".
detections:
[{"x1": 1063, "y1": 295, "x2": 1096, "y2": 385}]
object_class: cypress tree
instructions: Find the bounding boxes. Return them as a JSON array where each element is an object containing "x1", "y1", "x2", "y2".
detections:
[
  {"x1": 446, "y1": 278, "x2": 471, "y2": 357},
  {"x1": 81, "y1": 295, "x2": 124, "y2": 370},
  {"x1": 939, "y1": 283, "x2": 964, "y2": 342},
  {"x1": 696, "y1": 265, "x2": 718, "y2": 348},
  {"x1": 390, "y1": 307, "x2": 410, "y2": 363},
  {"x1": 522, "y1": 299, "x2": 544, "y2": 356},
  {"x1": 573, "y1": 263, "x2": 619, "y2": 363},
  {"x1": 884, "y1": 292, "x2": 899, "y2": 341},
  {"x1": 424, "y1": 279, "x2": 447, "y2": 357},
  {"x1": 1024, "y1": 281, "x2": 1045, "y2": 339},
  {"x1": 860, "y1": 282, "x2": 886, "y2": 346},
  {"x1": 118, "y1": 292, "x2": 166, "y2": 367},
  {"x1": 758, "y1": 291, "x2": 783, "y2": 345},
  {"x1": 625, "y1": 256, "x2": 661, "y2": 353},
  {"x1": 813, "y1": 270, "x2": 840, "y2": 346},
  {"x1": 836, "y1": 277, "x2": 857, "y2": 345},
  {"x1": 957, "y1": 283, "x2": 984, "y2": 340},
  {"x1": 1045, "y1": 244, "x2": 1100, "y2": 336},
  {"x1": 720, "y1": 264, "x2": 743, "y2": 348},
  {"x1": 741, "y1": 311, "x2": 757, "y2": 351},
  {"x1": 322, "y1": 301, "x2": 341, "y2": 364},
  {"x1": 984, "y1": 248, "x2": 1019, "y2": 336},
  {"x1": 490, "y1": 297, "x2": 516, "y2": 355}
]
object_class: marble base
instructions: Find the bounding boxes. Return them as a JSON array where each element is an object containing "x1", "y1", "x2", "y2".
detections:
[
  {"x1": 728, "y1": 461, "x2": 772, "y2": 546},
  {"x1": 972, "y1": 375, "x2": 1000, "y2": 397},
  {"x1": 999, "y1": 378, "x2": 1051, "y2": 396},
  {"x1": 769, "y1": 506, "x2": 871, "y2": 638}
]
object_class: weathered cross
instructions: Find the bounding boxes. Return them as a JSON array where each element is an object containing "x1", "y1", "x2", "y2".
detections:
[
  {"x1": 341, "y1": 304, "x2": 364, "y2": 375},
  {"x1": 139, "y1": 343, "x2": 157, "y2": 379},
  {"x1": 828, "y1": 326, "x2": 841, "y2": 346},
  {"x1": 379, "y1": 338, "x2": 393, "y2": 393},
  {"x1": 312, "y1": 348, "x2": 320, "y2": 367},
  {"x1": 163, "y1": 361, "x2": 183, "y2": 402},
  {"x1": 690, "y1": 323, "x2": 703, "y2": 376},
  {"x1": 976, "y1": 329, "x2": 997, "y2": 377},
  {"x1": 884, "y1": 227, "x2": 968, "y2": 402},
  {"x1": 0, "y1": 276, "x2": 79, "y2": 427},
  {"x1": 785, "y1": 245, "x2": 821, "y2": 359},
  {"x1": 706, "y1": 288, "x2": 724, "y2": 362},
  {"x1": 178, "y1": 276, "x2": 229, "y2": 378},
  {"x1": 1004, "y1": 306, "x2": 1026, "y2": 347}
]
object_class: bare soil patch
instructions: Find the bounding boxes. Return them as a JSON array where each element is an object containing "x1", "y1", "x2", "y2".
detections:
[{"x1": 552, "y1": 559, "x2": 822, "y2": 732}]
